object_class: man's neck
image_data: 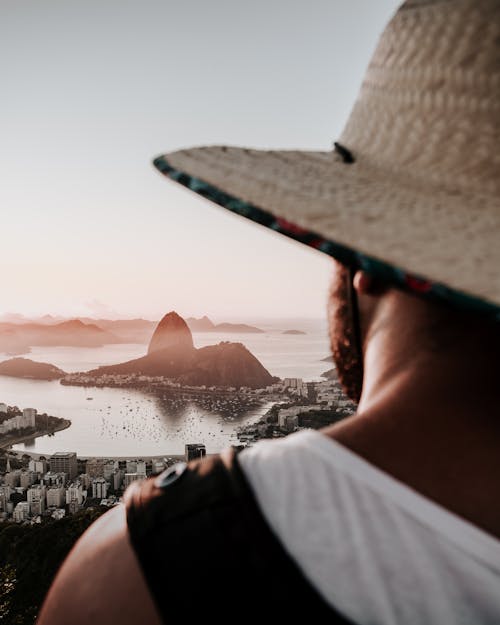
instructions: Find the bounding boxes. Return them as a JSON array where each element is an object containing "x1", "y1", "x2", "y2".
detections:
[{"x1": 324, "y1": 305, "x2": 500, "y2": 538}]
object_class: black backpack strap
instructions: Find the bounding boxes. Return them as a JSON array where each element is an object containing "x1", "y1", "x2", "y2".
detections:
[{"x1": 124, "y1": 447, "x2": 355, "y2": 624}]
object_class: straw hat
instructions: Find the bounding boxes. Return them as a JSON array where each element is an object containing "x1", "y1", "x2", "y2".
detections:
[{"x1": 153, "y1": 0, "x2": 500, "y2": 318}]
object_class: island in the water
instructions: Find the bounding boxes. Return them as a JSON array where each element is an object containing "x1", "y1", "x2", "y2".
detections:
[
  {"x1": 64, "y1": 311, "x2": 277, "y2": 389},
  {"x1": 0, "y1": 319, "x2": 120, "y2": 355},
  {"x1": 0, "y1": 357, "x2": 66, "y2": 380},
  {"x1": 283, "y1": 329, "x2": 306, "y2": 335}
]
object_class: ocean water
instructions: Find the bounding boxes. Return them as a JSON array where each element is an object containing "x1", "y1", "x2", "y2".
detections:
[{"x1": 0, "y1": 322, "x2": 332, "y2": 457}]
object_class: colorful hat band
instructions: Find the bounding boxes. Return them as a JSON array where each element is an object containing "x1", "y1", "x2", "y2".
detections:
[{"x1": 154, "y1": 155, "x2": 500, "y2": 321}]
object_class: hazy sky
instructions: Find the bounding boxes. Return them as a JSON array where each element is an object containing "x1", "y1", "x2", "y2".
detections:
[{"x1": 1, "y1": 0, "x2": 400, "y2": 321}]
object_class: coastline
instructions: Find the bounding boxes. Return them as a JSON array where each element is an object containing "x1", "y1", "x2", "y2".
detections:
[
  {"x1": 6, "y1": 448, "x2": 187, "y2": 462},
  {"x1": 0, "y1": 418, "x2": 71, "y2": 452},
  {"x1": 4, "y1": 402, "x2": 276, "y2": 461}
]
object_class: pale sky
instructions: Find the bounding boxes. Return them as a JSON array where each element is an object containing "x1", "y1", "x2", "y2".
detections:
[{"x1": 1, "y1": 0, "x2": 400, "y2": 321}]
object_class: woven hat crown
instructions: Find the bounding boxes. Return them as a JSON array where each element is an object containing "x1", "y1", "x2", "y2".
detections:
[
  {"x1": 154, "y1": 0, "x2": 500, "y2": 315},
  {"x1": 340, "y1": 0, "x2": 500, "y2": 196}
]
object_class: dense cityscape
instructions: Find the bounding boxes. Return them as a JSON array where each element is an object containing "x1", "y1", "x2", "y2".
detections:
[
  {"x1": 0, "y1": 312, "x2": 354, "y2": 623},
  {"x1": 0, "y1": 376, "x2": 354, "y2": 525}
]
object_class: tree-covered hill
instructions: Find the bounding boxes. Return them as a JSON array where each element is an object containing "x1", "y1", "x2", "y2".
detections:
[{"x1": 0, "y1": 508, "x2": 106, "y2": 624}]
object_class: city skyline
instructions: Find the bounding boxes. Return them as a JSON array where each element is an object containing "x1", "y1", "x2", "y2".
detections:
[{"x1": 1, "y1": 1, "x2": 400, "y2": 319}]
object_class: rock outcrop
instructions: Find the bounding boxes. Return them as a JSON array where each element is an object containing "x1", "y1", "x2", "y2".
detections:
[
  {"x1": 147, "y1": 312, "x2": 194, "y2": 355},
  {"x1": 177, "y1": 342, "x2": 275, "y2": 388},
  {"x1": 87, "y1": 312, "x2": 275, "y2": 389}
]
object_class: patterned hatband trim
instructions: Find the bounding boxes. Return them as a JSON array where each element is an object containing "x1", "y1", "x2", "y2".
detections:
[{"x1": 153, "y1": 155, "x2": 500, "y2": 320}]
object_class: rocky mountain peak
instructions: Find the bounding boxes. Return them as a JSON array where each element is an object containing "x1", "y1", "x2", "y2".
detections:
[{"x1": 147, "y1": 311, "x2": 194, "y2": 355}]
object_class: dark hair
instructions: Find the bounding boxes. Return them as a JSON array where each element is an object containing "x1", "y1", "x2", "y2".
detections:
[{"x1": 327, "y1": 262, "x2": 363, "y2": 404}]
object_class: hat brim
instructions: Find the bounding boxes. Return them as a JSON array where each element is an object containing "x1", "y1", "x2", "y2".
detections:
[{"x1": 153, "y1": 146, "x2": 500, "y2": 317}]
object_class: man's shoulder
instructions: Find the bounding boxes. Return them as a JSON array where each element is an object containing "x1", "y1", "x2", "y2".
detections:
[
  {"x1": 124, "y1": 448, "x2": 242, "y2": 536},
  {"x1": 37, "y1": 504, "x2": 163, "y2": 625}
]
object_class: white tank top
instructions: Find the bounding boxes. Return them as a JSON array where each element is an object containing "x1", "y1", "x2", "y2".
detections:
[{"x1": 237, "y1": 428, "x2": 500, "y2": 625}]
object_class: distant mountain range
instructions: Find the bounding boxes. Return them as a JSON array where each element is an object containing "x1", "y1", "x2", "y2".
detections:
[
  {"x1": 0, "y1": 319, "x2": 120, "y2": 355},
  {"x1": 0, "y1": 312, "x2": 277, "y2": 388},
  {"x1": 185, "y1": 316, "x2": 264, "y2": 333},
  {"x1": 0, "y1": 315, "x2": 266, "y2": 355}
]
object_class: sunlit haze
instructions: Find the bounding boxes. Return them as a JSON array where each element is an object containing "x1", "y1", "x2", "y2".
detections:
[{"x1": 1, "y1": 0, "x2": 400, "y2": 321}]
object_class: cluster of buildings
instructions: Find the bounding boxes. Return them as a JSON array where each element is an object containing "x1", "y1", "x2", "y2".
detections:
[
  {"x1": 277, "y1": 405, "x2": 322, "y2": 431},
  {"x1": 315, "y1": 379, "x2": 354, "y2": 411},
  {"x1": 0, "y1": 404, "x2": 37, "y2": 435},
  {"x1": 0, "y1": 443, "x2": 208, "y2": 525},
  {"x1": 263, "y1": 377, "x2": 353, "y2": 408},
  {"x1": 60, "y1": 372, "x2": 353, "y2": 415},
  {"x1": 0, "y1": 452, "x2": 110, "y2": 523},
  {"x1": 238, "y1": 377, "x2": 356, "y2": 443},
  {"x1": 61, "y1": 373, "x2": 177, "y2": 387},
  {"x1": 61, "y1": 372, "x2": 243, "y2": 394},
  {"x1": 275, "y1": 379, "x2": 355, "y2": 432},
  {"x1": 0, "y1": 374, "x2": 352, "y2": 523}
]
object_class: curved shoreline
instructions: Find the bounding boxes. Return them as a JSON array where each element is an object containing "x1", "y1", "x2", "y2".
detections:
[
  {"x1": 6, "y1": 402, "x2": 275, "y2": 461},
  {"x1": 0, "y1": 418, "x2": 71, "y2": 452}
]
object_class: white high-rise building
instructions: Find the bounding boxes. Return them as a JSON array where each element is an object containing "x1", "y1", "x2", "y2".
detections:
[
  {"x1": 46, "y1": 486, "x2": 65, "y2": 508},
  {"x1": 0, "y1": 485, "x2": 12, "y2": 499},
  {"x1": 15, "y1": 408, "x2": 37, "y2": 430},
  {"x1": 112, "y1": 470, "x2": 124, "y2": 491},
  {"x1": 23, "y1": 408, "x2": 36, "y2": 428},
  {"x1": 103, "y1": 461, "x2": 117, "y2": 480},
  {"x1": 136, "y1": 460, "x2": 146, "y2": 476},
  {"x1": 282, "y1": 378, "x2": 304, "y2": 390},
  {"x1": 4, "y1": 470, "x2": 21, "y2": 488},
  {"x1": 92, "y1": 478, "x2": 108, "y2": 499},
  {"x1": 66, "y1": 483, "x2": 84, "y2": 505},
  {"x1": 42, "y1": 471, "x2": 67, "y2": 486},
  {"x1": 0, "y1": 416, "x2": 19, "y2": 434},
  {"x1": 0, "y1": 403, "x2": 8, "y2": 414},
  {"x1": 27, "y1": 485, "x2": 46, "y2": 516},
  {"x1": 29, "y1": 459, "x2": 48, "y2": 474},
  {"x1": 124, "y1": 473, "x2": 145, "y2": 488},
  {"x1": 126, "y1": 461, "x2": 137, "y2": 474},
  {"x1": 20, "y1": 470, "x2": 37, "y2": 489},
  {"x1": 0, "y1": 486, "x2": 11, "y2": 512},
  {"x1": 13, "y1": 501, "x2": 30, "y2": 522}
]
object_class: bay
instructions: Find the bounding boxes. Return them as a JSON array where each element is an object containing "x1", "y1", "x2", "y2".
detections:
[{"x1": 0, "y1": 321, "x2": 332, "y2": 457}]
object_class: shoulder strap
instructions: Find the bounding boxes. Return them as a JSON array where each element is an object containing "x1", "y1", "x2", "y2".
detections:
[{"x1": 124, "y1": 448, "x2": 355, "y2": 624}]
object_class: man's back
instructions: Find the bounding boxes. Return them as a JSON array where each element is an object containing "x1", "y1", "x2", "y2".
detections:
[{"x1": 238, "y1": 429, "x2": 500, "y2": 624}]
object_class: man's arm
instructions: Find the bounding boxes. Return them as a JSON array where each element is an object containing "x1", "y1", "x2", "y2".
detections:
[{"x1": 37, "y1": 504, "x2": 163, "y2": 625}]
